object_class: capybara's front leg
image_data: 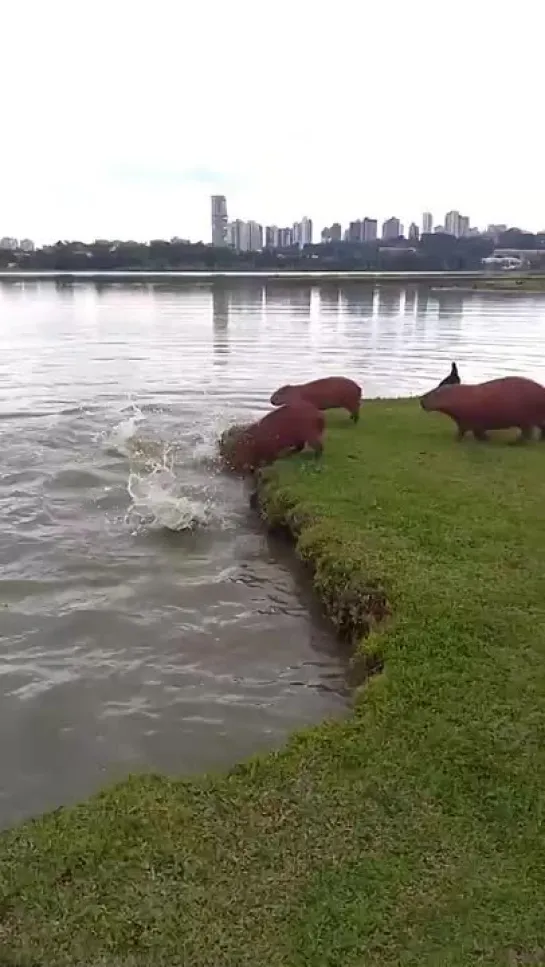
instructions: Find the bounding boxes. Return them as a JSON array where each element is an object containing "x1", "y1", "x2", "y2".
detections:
[
  {"x1": 540, "y1": 426, "x2": 545, "y2": 441},
  {"x1": 456, "y1": 424, "x2": 468, "y2": 441},
  {"x1": 350, "y1": 407, "x2": 360, "y2": 423},
  {"x1": 473, "y1": 428, "x2": 489, "y2": 442},
  {"x1": 310, "y1": 437, "x2": 324, "y2": 459}
]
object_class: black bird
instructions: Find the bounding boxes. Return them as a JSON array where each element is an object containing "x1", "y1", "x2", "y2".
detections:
[{"x1": 438, "y1": 362, "x2": 460, "y2": 387}]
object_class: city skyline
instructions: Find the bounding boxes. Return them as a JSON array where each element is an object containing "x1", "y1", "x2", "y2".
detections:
[{"x1": 206, "y1": 197, "x2": 519, "y2": 252}]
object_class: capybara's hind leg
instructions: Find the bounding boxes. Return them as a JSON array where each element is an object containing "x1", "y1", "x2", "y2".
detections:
[
  {"x1": 473, "y1": 428, "x2": 489, "y2": 442},
  {"x1": 456, "y1": 424, "x2": 468, "y2": 441},
  {"x1": 539, "y1": 426, "x2": 545, "y2": 441}
]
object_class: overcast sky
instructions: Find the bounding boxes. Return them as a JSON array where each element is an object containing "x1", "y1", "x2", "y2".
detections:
[{"x1": 2, "y1": 0, "x2": 542, "y2": 243}]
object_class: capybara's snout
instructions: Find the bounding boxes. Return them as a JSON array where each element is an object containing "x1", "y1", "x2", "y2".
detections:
[{"x1": 270, "y1": 385, "x2": 291, "y2": 406}]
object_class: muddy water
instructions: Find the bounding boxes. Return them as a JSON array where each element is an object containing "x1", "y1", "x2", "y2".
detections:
[{"x1": 1, "y1": 278, "x2": 545, "y2": 827}]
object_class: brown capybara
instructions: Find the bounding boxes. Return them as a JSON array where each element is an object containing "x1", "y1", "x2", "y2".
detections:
[
  {"x1": 218, "y1": 422, "x2": 252, "y2": 463},
  {"x1": 420, "y1": 375, "x2": 545, "y2": 443},
  {"x1": 220, "y1": 401, "x2": 325, "y2": 474},
  {"x1": 437, "y1": 362, "x2": 461, "y2": 387},
  {"x1": 270, "y1": 376, "x2": 362, "y2": 422}
]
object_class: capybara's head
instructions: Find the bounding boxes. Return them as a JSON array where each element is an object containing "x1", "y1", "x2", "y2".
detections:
[
  {"x1": 420, "y1": 384, "x2": 458, "y2": 412},
  {"x1": 270, "y1": 384, "x2": 294, "y2": 406}
]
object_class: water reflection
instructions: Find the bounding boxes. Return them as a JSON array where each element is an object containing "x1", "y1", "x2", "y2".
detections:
[
  {"x1": 416, "y1": 288, "x2": 430, "y2": 318},
  {"x1": 229, "y1": 282, "x2": 264, "y2": 312},
  {"x1": 376, "y1": 286, "x2": 402, "y2": 317},
  {"x1": 340, "y1": 284, "x2": 375, "y2": 317},
  {"x1": 264, "y1": 282, "x2": 312, "y2": 314},
  {"x1": 212, "y1": 284, "x2": 230, "y2": 364},
  {"x1": 318, "y1": 283, "x2": 341, "y2": 311},
  {"x1": 404, "y1": 287, "x2": 417, "y2": 315},
  {"x1": 435, "y1": 291, "x2": 465, "y2": 318}
]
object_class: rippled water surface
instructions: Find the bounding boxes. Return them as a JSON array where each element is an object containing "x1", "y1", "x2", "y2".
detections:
[{"x1": 1, "y1": 277, "x2": 545, "y2": 827}]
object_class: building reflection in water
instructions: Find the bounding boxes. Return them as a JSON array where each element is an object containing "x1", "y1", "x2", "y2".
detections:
[
  {"x1": 340, "y1": 283, "x2": 375, "y2": 318},
  {"x1": 212, "y1": 283, "x2": 230, "y2": 365},
  {"x1": 415, "y1": 287, "x2": 430, "y2": 319},
  {"x1": 318, "y1": 283, "x2": 341, "y2": 315},
  {"x1": 375, "y1": 285, "x2": 402, "y2": 317},
  {"x1": 403, "y1": 286, "x2": 417, "y2": 315},
  {"x1": 228, "y1": 281, "x2": 264, "y2": 313},
  {"x1": 264, "y1": 282, "x2": 311, "y2": 316},
  {"x1": 435, "y1": 290, "x2": 465, "y2": 318}
]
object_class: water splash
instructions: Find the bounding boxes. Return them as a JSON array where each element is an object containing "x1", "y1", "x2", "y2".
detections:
[
  {"x1": 126, "y1": 458, "x2": 213, "y2": 532},
  {"x1": 107, "y1": 402, "x2": 146, "y2": 456}
]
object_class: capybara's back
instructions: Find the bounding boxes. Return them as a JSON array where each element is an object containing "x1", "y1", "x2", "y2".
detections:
[
  {"x1": 270, "y1": 376, "x2": 362, "y2": 422},
  {"x1": 220, "y1": 400, "x2": 325, "y2": 474},
  {"x1": 257, "y1": 400, "x2": 325, "y2": 461},
  {"x1": 421, "y1": 375, "x2": 545, "y2": 441}
]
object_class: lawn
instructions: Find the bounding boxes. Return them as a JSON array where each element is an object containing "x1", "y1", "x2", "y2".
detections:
[{"x1": 1, "y1": 399, "x2": 545, "y2": 966}]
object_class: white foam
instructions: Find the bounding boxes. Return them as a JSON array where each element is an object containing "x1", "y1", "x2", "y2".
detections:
[{"x1": 127, "y1": 457, "x2": 213, "y2": 533}]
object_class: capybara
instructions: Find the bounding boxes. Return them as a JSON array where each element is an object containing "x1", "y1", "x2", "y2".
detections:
[
  {"x1": 270, "y1": 376, "x2": 362, "y2": 423},
  {"x1": 220, "y1": 401, "x2": 325, "y2": 474},
  {"x1": 420, "y1": 375, "x2": 545, "y2": 443},
  {"x1": 437, "y1": 362, "x2": 460, "y2": 387},
  {"x1": 218, "y1": 422, "x2": 252, "y2": 463}
]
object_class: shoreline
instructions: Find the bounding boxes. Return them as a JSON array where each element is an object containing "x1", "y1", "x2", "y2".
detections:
[
  {"x1": 1, "y1": 268, "x2": 545, "y2": 286},
  {"x1": 1, "y1": 401, "x2": 545, "y2": 964}
]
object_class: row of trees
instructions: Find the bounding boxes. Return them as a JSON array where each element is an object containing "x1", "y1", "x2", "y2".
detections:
[{"x1": 2, "y1": 229, "x2": 544, "y2": 273}]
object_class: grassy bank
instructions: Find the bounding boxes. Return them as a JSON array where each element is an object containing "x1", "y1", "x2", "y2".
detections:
[
  {"x1": 2, "y1": 400, "x2": 545, "y2": 966},
  {"x1": 432, "y1": 274, "x2": 545, "y2": 293}
]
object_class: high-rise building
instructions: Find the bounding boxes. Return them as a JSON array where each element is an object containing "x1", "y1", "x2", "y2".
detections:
[
  {"x1": 266, "y1": 225, "x2": 279, "y2": 247},
  {"x1": 211, "y1": 195, "x2": 228, "y2": 246},
  {"x1": 19, "y1": 238, "x2": 35, "y2": 252},
  {"x1": 408, "y1": 222, "x2": 420, "y2": 241},
  {"x1": 226, "y1": 219, "x2": 263, "y2": 251},
  {"x1": 422, "y1": 212, "x2": 433, "y2": 235},
  {"x1": 362, "y1": 217, "x2": 377, "y2": 241},
  {"x1": 382, "y1": 217, "x2": 401, "y2": 240},
  {"x1": 0, "y1": 237, "x2": 18, "y2": 250},
  {"x1": 459, "y1": 215, "x2": 470, "y2": 237},
  {"x1": 321, "y1": 222, "x2": 343, "y2": 243},
  {"x1": 487, "y1": 223, "x2": 507, "y2": 238},
  {"x1": 248, "y1": 221, "x2": 263, "y2": 251},
  {"x1": 292, "y1": 217, "x2": 313, "y2": 248},
  {"x1": 300, "y1": 216, "x2": 312, "y2": 246},
  {"x1": 445, "y1": 210, "x2": 461, "y2": 237},
  {"x1": 278, "y1": 227, "x2": 293, "y2": 248},
  {"x1": 348, "y1": 220, "x2": 363, "y2": 243}
]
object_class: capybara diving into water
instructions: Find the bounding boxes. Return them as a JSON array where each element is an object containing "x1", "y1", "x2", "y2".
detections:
[
  {"x1": 270, "y1": 376, "x2": 362, "y2": 423},
  {"x1": 420, "y1": 375, "x2": 545, "y2": 443},
  {"x1": 219, "y1": 401, "x2": 325, "y2": 474},
  {"x1": 437, "y1": 362, "x2": 460, "y2": 387}
]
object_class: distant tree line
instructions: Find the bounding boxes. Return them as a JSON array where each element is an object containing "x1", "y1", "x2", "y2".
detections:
[{"x1": 2, "y1": 229, "x2": 545, "y2": 272}]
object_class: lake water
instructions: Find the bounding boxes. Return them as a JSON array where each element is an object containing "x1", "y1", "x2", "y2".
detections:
[{"x1": 1, "y1": 277, "x2": 545, "y2": 828}]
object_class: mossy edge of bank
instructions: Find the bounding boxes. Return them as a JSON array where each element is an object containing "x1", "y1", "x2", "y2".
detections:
[{"x1": 255, "y1": 462, "x2": 391, "y2": 688}]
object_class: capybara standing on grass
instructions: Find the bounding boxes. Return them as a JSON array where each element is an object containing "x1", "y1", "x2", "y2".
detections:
[
  {"x1": 420, "y1": 375, "x2": 545, "y2": 443},
  {"x1": 219, "y1": 401, "x2": 325, "y2": 474},
  {"x1": 270, "y1": 376, "x2": 362, "y2": 423}
]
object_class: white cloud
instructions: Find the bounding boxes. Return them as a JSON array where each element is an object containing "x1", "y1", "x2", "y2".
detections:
[{"x1": 2, "y1": 0, "x2": 543, "y2": 242}]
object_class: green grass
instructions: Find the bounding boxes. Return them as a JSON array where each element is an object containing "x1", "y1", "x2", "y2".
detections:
[
  {"x1": 2, "y1": 399, "x2": 545, "y2": 966},
  {"x1": 471, "y1": 275, "x2": 545, "y2": 292}
]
